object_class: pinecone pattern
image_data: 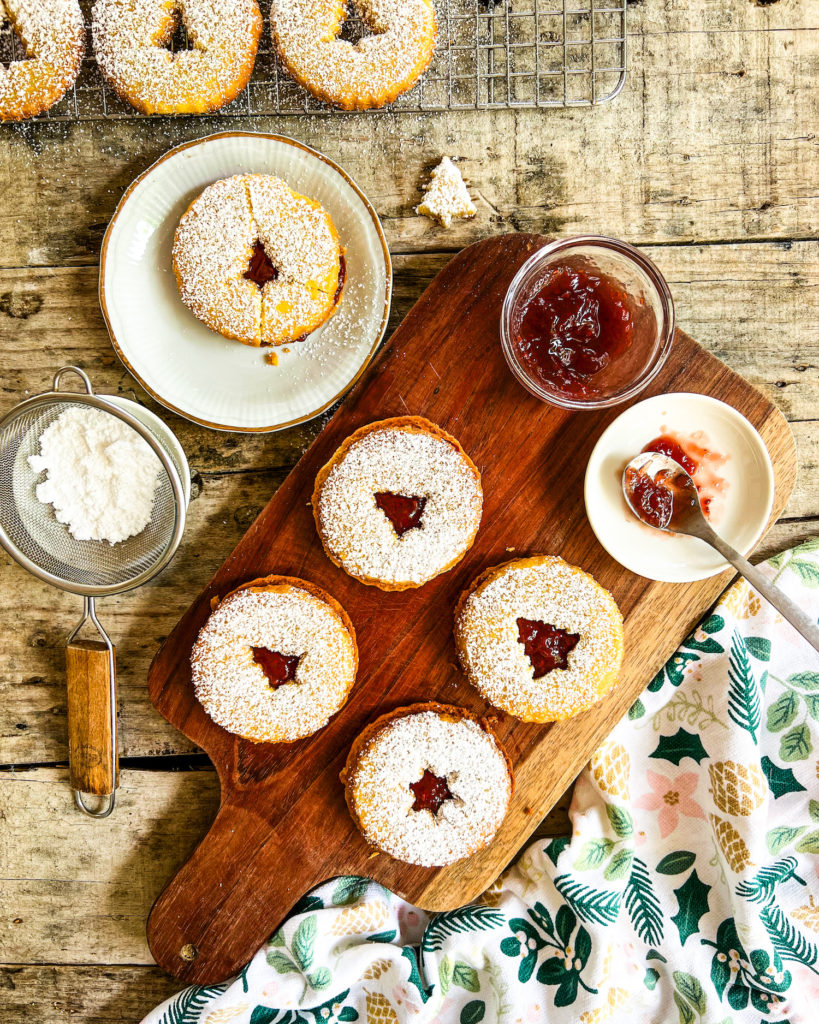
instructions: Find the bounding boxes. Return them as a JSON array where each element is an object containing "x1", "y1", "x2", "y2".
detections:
[
  {"x1": 362, "y1": 958, "x2": 392, "y2": 981},
  {"x1": 330, "y1": 900, "x2": 390, "y2": 936},
  {"x1": 709, "y1": 761, "x2": 767, "y2": 816},
  {"x1": 204, "y1": 1009, "x2": 248, "y2": 1024},
  {"x1": 793, "y1": 897, "x2": 819, "y2": 933},
  {"x1": 720, "y1": 580, "x2": 759, "y2": 620},
  {"x1": 365, "y1": 991, "x2": 399, "y2": 1024},
  {"x1": 591, "y1": 742, "x2": 631, "y2": 799},
  {"x1": 579, "y1": 986, "x2": 630, "y2": 1023},
  {"x1": 710, "y1": 814, "x2": 753, "y2": 872}
]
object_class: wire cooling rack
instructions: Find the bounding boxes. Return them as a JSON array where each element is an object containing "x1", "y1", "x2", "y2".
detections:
[{"x1": 1, "y1": 0, "x2": 627, "y2": 120}]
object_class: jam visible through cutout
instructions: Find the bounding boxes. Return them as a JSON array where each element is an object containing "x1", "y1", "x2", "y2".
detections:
[
  {"x1": 252, "y1": 648, "x2": 299, "y2": 687},
  {"x1": 244, "y1": 241, "x2": 279, "y2": 288},
  {"x1": 513, "y1": 264, "x2": 635, "y2": 398},
  {"x1": 374, "y1": 492, "x2": 426, "y2": 537},
  {"x1": 517, "y1": 618, "x2": 580, "y2": 677},
  {"x1": 410, "y1": 769, "x2": 453, "y2": 815}
]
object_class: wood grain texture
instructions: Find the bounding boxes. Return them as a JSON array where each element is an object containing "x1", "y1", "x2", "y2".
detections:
[
  {"x1": 65, "y1": 640, "x2": 117, "y2": 796},
  {"x1": 0, "y1": 767, "x2": 569, "y2": 964},
  {"x1": 144, "y1": 234, "x2": 796, "y2": 984}
]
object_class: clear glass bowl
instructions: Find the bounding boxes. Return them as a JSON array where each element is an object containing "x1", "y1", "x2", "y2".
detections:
[{"x1": 500, "y1": 235, "x2": 675, "y2": 411}]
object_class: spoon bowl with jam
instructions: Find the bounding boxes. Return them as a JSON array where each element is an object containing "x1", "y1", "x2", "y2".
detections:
[
  {"x1": 501, "y1": 236, "x2": 675, "y2": 410},
  {"x1": 623, "y1": 450, "x2": 819, "y2": 653}
]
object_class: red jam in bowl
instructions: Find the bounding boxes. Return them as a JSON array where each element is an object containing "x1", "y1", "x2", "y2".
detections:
[{"x1": 512, "y1": 264, "x2": 636, "y2": 399}]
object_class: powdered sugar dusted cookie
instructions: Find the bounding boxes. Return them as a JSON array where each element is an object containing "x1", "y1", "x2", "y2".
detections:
[
  {"x1": 416, "y1": 157, "x2": 477, "y2": 229},
  {"x1": 342, "y1": 703, "x2": 513, "y2": 866}
]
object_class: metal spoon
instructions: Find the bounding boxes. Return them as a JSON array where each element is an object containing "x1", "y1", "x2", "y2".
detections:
[{"x1": 622, "y1": 451, "x2": 819, "y2": 653}]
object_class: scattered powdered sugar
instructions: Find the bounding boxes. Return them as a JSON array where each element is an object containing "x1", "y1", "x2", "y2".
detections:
[
  {"x1": 271, "y1": 0, "x2": 436, "y2": 109},
  {"x1": 316, "y1": 424, "x2": 482, "y2": 586},
  {"x1": 456, "y1": 557, "x2": 624, "y2": 721},
  {"x1": 348, "y1": 710, "x2": 512, "y2": 866},
  {"x1": 173, "y1": 173, "x2": 342, "y2": 347},
  {"x1": 191, "y1": 585, "x2": 357, "y2": 743},
  {"x1": 28, "y1": 406, "x2": 162, "y2": 545},
  {"x1": 0, "y1": 0, "x2": 84, "y2": 118},
  {"x1": 416, "y1": 156, "x2": 477, "y2": 228}
]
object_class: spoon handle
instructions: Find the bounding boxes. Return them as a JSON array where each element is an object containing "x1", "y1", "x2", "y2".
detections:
[{"x1": 699, "y1": 525, "x2": 819, "y2": 653}]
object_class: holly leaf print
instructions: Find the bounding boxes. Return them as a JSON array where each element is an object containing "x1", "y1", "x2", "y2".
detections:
[
  {"x1": 656, "y1": 851, "x2": 696, "y2": 875},
  {"x1": 766, "y1": 692, "x2": 798, "y2": 733},
  {"x1": 727, "y1": 632, "x2": 760, "y2": 742},
  {"x1": 291, "y1": 915, "x2": 316, "y2": 971},
  {"x1": 649, "y1": 728, "x2": 709, "y2": 766},
  {"x1": 780, "y1": 723, "x2": 812, "y2": 762},
  {"x1": 671, "y1": 870, "x2": 711, "y2": 945},
  {"x1": 760, "y1": 755, "x2": 806, "y2": 798},
  {"x1": 544, "y1": 836, "x2": 570, "y2": 866},
  {"x1": 745, "y1": 636, "x2": 771, "y2": 661}
]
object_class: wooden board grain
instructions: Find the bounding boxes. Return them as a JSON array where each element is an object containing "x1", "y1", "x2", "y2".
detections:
[{"x1": 145, "y1": 234, "x2": 796, "y2": 983}]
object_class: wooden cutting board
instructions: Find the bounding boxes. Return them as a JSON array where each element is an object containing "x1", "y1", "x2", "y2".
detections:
[{"x1": 146, "y1": 234, "x2": 796, "y2": 984}]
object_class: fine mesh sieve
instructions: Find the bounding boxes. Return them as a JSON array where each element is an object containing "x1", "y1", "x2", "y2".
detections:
[{"x1": 0, "y1": 367, "x2": 188, "y2": 816}]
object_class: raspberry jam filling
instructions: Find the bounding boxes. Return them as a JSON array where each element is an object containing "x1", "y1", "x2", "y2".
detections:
[
  {"x1": 513, "y1": 264, "x2": 635, "y2": 398},
  {"x1": 252, "y1": 647, "x2": 299, "y2": 687},
  {"x1": 244, "y1": 242, "x2": 278, "y2": 288},
  {"x1": 374, "y1": 492, "x2": 426, "y2": 537},
  {"x1": 410, "y1": 769, "x2": 453, "y2": 814},
  {"x1": 517, "y1": 618, "x2": 580, "y2": 677}
]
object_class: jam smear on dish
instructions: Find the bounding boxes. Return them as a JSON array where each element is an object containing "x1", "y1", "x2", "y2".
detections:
[
  {"x1": 410, "y1": 769, "x2": 453, "y2": 814},
  {"x1": 375, "y1": 492, "x2": 426, "y2": 537},
  {"x1": 252, "y1": 648, "x2": 299, "y2": 687},
  {"x1": 333, "y1": 253, "x2": 347, "y2": 306},
  {"x1": 641, "y1": 434, "x2": 713, "y2": 517},
  {"x1": 514, "y1": 264, "x2": 634, "y2": 398},
  {"x1": 517, "y1": 618, "x2": 580, "y2": 677},
  {"x1": 244, "y1": 242, "x2": 278, "y2": 287}
]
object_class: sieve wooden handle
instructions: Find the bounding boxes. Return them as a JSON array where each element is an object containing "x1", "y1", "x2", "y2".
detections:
[{"x1": 66, "y1": 639, "x2": 118, "y2": 798}]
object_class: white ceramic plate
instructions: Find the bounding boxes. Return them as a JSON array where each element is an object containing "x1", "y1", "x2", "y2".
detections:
[
  {"x1": 584, "y1": 393, "x2": 775, "y2": 582},
  {"x1": 100, "y1": 132, "x2": 392, "y2": 432}
]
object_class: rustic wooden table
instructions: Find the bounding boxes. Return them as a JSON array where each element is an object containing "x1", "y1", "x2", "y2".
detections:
[{"x1": 1, "y1": 1, "x2": 817, "y2": 1020}]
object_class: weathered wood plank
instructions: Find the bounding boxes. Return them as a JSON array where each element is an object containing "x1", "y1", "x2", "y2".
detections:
[
  {"x1": 0, "y1": 965, "x2": 181, "y2": 1024},
  {"x1": 0, "y1": 768, "x2": 570, "y2": 966},
  {"x1": 0, "y1": 8, "x2": 816, "y2": 268}
]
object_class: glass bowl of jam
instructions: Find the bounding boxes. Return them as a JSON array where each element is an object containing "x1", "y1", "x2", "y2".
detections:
[{"x1": 501, "y1": 235, "x2": 675, "y2": 410}]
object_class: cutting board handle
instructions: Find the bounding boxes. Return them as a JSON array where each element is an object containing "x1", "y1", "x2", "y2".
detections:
[{"x1": 147, "y1": 798, "x2": 329, "y2": 983}]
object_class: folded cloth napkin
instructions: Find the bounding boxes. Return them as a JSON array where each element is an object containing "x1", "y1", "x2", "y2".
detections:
[{"x1": 143, "y1": 542, "x2": 819, "y2": 1024}]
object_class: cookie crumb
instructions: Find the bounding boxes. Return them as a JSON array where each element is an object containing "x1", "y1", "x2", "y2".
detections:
[
  {"x1": 416, "y1": 157, "x2": 477, "y2": 228},
  {"x1": 265, "y1": 351, "x2": 279, "y2": 366}
]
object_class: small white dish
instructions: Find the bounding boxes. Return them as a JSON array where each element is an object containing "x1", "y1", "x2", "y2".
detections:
[
  {"x1": 100, "y1": 132, "x2": 392, "y2": 432},
  {"x1": 584, "y1": 392, "x2": 775, "y2": 582}
]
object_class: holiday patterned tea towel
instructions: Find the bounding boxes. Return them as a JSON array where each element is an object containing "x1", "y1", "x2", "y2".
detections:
[{"x1": 143, "y1": 541, "x2": 819, "y2": 1024}]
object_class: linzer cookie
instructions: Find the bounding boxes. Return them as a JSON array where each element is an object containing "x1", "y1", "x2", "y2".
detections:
[
  {"x1": 0, "y1": 0, "x2": 85, "y2": 121},
  {"x1": 455, "y1": 555, "x2": 625, "y2": 723},
  {"x1": 270, "y1": 0, "x2": 437, "y2": 111},
  {"x1": 91, "y1": 0, "x2": 262, "y2": 115},
  {"x1": 342, "y1": 703, "x2": 513, "y2": 867},
  {"x1": 312, "y1": 416, "x2": 483, "y2": 590},
  {"x1": 172, "y1": 174, "x2": 345, "y2": 348},
  {"x1": 190, "y1": 575, "x2": 357, "y2": 743}
]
